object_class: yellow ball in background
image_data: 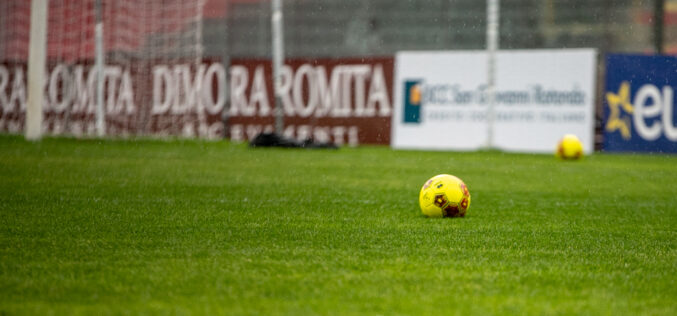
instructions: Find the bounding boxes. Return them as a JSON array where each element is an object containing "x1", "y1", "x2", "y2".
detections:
[
  {"x1": 556, "y1": 134, "x2": 584, "y2": 160},
  {"x1": 419, "y1": 174, "x2": 471, "y2": 218}
]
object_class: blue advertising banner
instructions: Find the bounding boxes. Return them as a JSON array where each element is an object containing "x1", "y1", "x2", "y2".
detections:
[{"x1": 604, "y1": 54, "x2": 677, "y2": 153}]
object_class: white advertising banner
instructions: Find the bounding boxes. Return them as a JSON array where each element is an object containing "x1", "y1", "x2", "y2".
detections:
[{"x1": 392, "y1": 49, "x2": 597, "y2": 153}]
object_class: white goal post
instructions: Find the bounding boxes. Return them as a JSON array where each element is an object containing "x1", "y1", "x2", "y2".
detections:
[{"x1": 25, "y1": 0, "x2": 48, "y2": 140}]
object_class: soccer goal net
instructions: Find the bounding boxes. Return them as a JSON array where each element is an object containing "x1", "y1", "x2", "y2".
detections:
[{"x1": 0, "y1": 0, "x2": 226, "y2": 138}]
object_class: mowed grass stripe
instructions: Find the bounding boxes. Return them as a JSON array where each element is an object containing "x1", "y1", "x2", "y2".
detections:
[{"x1": 0, "y1": 135, "x2": 675, "y2": 315}]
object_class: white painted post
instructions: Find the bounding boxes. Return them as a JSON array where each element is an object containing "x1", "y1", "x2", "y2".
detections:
[
  {"x1": 271, "y1": 0, "x2": 285, "y2": 134},
  {"x1": 95, "y1": 0, "x2": 105, "y2": 137},
  {"x1": 25, "y1": 0, "x2": 49, "y2": 140},
  {"x1": 486, "y1": 0, "x2": 499, "y2": 149}
]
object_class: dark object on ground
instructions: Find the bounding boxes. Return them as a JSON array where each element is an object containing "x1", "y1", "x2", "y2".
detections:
[{"x1": 249, "y1": 132, "x2": 338, "y2": 149}]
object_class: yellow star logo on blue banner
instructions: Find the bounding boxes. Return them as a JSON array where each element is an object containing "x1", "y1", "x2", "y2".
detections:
[{"x1": 605, "y1": 81, "x2": 634, "y2": 140}]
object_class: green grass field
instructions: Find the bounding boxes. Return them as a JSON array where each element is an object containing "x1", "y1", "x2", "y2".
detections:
[{"x1": 0, "y1": 135, "x2": 675, "y2": 315}]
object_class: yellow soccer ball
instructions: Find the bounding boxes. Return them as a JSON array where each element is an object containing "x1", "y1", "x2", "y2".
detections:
[
  {"x1": 419, "y1": 174, "x2": 471, "y2": 218},
  {"x1": 556, "y1": 134, "x2": 584, "y2": 160}
]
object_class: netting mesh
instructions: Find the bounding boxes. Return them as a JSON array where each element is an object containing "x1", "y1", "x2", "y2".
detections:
[
  {"x1": 0, "y1": 0, "x2": 211, "y2": 137},
  {"x1": 0, "y1": 0, "x2": 204, "y2": 64}
]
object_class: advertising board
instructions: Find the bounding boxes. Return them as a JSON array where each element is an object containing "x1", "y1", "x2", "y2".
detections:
[
  {"x1": 228, "y1": 57, "x2": 393, "y2": 146},
  {"x1": 0, "y1": 57, "x2": 394, "y2": 145},
  {"x1": 392, "y1": 49, "x2": 597, "y2": 153},
  {"x1": 603, "y1": 54, "x2": 677, "y2": 153}
]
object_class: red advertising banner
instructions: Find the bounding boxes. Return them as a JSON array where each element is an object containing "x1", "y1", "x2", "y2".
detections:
[
  {"x1": 228, "y1": 57, "x2": 394, "y2": 145},
  {"x1": 0, "y1": 59, "x2": 226, "y2": 139},
  {"x1": 0, "y1": 57, "x2": 394, "y2": 145}
]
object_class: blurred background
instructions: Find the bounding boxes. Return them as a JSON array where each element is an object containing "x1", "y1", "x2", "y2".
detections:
[
  {"x1": 0, "y1": 0, "x2": 675, "y2": 149},
  {"x1": 0, "y1": 0, "x2": 677, "y2": 60},
  {"x1": 2, "y1": 0, "x2": 673, "y2": 78},
  {"x1": 226, "y1": 0, "x2": 674, "y2": 57}
]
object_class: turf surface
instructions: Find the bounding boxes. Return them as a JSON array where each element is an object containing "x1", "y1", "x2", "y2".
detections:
[{"x1": 0, "y1": 135, "x2": 675, "y2": 315}]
